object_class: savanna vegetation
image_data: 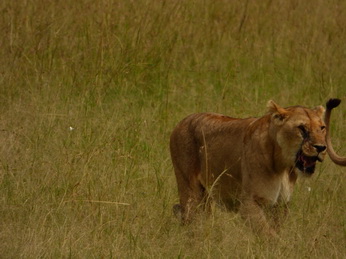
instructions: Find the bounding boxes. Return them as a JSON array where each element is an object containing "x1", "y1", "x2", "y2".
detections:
[{"x1": 0, "y1": 0, "x2": 345, "y2": 257}]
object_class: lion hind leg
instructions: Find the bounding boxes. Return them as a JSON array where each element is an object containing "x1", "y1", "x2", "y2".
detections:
[
  {"x1": 173, "y1": 171, "x2": 207, "y2": 224},
  {"x1": 170, "y1": 127, "x2": 207, "y2": 223},
  {"x1": 173, "y1": 204, "x2": 183, "y2": 221}
]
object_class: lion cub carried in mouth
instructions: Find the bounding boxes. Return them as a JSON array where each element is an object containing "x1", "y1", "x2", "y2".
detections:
[{"x1": 170, "y1": 101, "x2": 327, "y2": 237}]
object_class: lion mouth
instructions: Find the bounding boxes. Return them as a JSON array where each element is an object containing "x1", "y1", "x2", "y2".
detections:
[{"x1": 295, "y1": 150, "x2": 321, "y2": 174}]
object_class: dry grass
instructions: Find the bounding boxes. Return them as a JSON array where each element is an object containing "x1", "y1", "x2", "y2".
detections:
[{"x1": 0, "y1": 0, "x2": 345, "y2": 257}]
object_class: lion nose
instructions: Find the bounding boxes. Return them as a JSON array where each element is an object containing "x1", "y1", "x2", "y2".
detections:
[{"x1": 314, "y1": 145, "x2": 326, "y2": 153}]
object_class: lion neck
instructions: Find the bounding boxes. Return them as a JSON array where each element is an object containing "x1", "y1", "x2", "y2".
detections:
[{"x1": 246, "y1": 114, "x2": 292, "y2": 173}]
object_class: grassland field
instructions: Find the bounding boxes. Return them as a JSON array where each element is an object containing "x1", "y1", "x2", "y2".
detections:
[{"x1": 0, "y1": 0, "x2": 345, "y2": 258}]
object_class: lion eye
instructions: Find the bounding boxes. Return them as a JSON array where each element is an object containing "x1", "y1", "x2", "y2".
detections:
[
  {"x1": 321, "y1": 125, "x2": 326, "y2": 131},
  {"x1": 298, "y1": 125, "x2": 309, "y2": 139}
]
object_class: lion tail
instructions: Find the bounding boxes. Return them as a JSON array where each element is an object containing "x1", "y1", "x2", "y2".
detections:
[{"x1": 325, "y1": 98, "x2": 346, "y2": 166}]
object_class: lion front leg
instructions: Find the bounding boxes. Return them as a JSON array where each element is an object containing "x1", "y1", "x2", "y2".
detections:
[
  {"x1": 269, "y1": 202, "x2": 289, "y2": 233},
  {"x1": 239, "y1": 196, "x2": 279, "y2": 238}
]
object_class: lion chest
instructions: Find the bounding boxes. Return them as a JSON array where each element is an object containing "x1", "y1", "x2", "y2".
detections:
[
  {"x1": 262, "y1": 171, "x2": 294, "y2": 205},
  {"x1": 278, "y1": 170, "x2": 294, "y2": 203}
]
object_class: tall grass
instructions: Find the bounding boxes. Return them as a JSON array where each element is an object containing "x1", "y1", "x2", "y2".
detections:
[{"x1": 0, "y1": 0, "x2": 345, "y2": 257}]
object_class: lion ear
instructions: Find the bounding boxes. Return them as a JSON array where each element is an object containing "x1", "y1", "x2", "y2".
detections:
[
  {"x1": 314, "y1": 105, "x2": 325, "y2": 118},
  {"x1": 267, "y1": 100, "x2": 289, "y2": 122}
]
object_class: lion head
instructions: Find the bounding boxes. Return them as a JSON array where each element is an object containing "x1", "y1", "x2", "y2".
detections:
[{"x1": 267, "y1": 100, "x2": 327, "y2": 175}]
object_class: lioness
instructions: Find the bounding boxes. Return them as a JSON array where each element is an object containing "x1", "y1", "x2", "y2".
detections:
[
  {"x1": 170, "y1": 101, "x2": 327, "y2": 237},
  {"x1": 325, "y1": 98, "x2": 346, "y2": 166}
]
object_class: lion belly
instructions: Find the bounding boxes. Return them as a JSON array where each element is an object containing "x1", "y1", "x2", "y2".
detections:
[{"x1": 192, "y1": 115, "x2": 256, "y2": 208}]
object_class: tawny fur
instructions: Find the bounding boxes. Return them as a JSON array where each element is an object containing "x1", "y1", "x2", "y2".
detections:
[{"x1": 170, "y1": 101, "x2": 327, "y2": 237}]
